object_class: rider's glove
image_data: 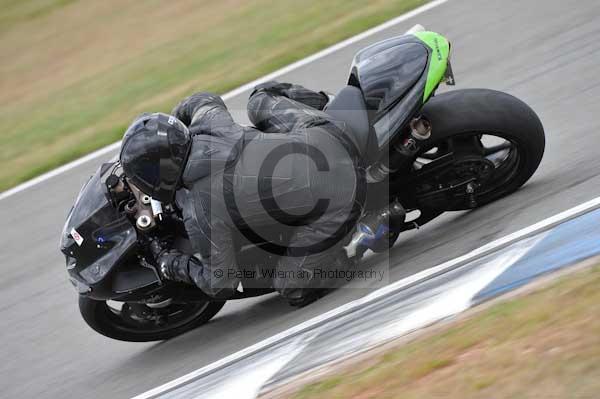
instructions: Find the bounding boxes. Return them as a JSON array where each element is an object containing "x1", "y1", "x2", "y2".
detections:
[
  {"x1": 157, "y1": 251, "x2": 195, "y2": 284},
  {"x1": 149, "y1": 239, "x2": 195, "y2": 284}
]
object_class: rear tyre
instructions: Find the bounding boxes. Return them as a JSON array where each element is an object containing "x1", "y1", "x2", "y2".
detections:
[
  {"x1": 79, "y1": 296, "x2": 225, "y2": 342},
  {"x1": 417, "y1": 89, "x2": 545, "y2": 208}
]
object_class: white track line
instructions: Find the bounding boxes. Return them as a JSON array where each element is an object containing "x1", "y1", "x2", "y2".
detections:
[
  {"x1": 0, "y1": 0, "x2": 449, "y2": 202},
  {"x1": 132, "y1": 196, "x2": 600, "y2": 399},
  {"x1": 0, "y1": 142, "x2": 123, "y2": 201}
]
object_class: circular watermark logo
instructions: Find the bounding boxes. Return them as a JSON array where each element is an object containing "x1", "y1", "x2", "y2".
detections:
[{"x1": 220, "y1": 121, "x2": 366, "y2": 257}]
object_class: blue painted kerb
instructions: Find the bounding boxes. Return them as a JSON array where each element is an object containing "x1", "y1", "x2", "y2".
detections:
[{"x1": 473, "y1": 208, "x2": 600, "y2": 303}]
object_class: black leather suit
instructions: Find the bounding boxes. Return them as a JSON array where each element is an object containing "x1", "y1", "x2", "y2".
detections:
[{"x1": 160, "y1": 82, "x2": 363, "y2": 302}]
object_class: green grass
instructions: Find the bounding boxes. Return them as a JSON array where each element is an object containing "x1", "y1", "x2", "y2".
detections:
[
  {"x1": 0, "y1": 0, "x2": 427, "y2": 191},
  {"x1": 293, "y1": 265, "x2": 600, "y2": 399}
]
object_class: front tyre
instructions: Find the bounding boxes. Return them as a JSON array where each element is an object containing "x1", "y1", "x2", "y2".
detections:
[{"x1": 78, "y1": 296, "x2": 225, "y2": 342}]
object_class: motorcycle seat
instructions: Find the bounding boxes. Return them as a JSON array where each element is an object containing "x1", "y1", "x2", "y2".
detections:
[{"x1": 325, "y1": 85, "x2": 371, "y2": 158}]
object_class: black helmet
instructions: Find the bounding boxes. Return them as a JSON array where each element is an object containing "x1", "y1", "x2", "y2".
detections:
[{"x1": 120, "y1": 112, "x2": 191, "y2": 202}]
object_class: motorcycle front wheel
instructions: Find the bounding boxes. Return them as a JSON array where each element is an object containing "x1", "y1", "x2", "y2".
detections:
[{"x1": 78, "y1": 296, "x2": 225, "y2": 342}]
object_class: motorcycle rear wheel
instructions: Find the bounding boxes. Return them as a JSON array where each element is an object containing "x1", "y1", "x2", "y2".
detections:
[
  {"x1": 414, "y1": 88, "x2": 545, "y2": 209},
  {"x1": 372, "y1": 89, "x2": 544, "y2": 253},
  {"x1": 79, "y1": 296, "x2": 225, "y2": 342}
]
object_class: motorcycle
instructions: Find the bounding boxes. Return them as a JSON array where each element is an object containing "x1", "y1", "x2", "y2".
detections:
[{"x1": 60, "y1": 26, "x2": 545, "y2": 342}]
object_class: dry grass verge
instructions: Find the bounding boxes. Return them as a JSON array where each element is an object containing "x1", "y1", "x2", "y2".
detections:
[
  {"x1": 289, "y1": 264, "x2": 600, "y2": 399},
  {"x1": 0, "y1": 0, "x2": 425, "y2": 190}
]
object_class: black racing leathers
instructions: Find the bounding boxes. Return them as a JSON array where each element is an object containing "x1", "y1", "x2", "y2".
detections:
[{"x1": 160, "y1": 82, "x2": 363, "y2": 301}]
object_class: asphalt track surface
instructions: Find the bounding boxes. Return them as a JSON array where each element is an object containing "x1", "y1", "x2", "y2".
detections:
[{"x1": 2, "y1": 0, "x2": 599, "y2": 397}]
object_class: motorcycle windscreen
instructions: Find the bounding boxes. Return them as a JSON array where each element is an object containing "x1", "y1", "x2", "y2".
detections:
[
  {"x1": 61, "y1": 162, "x2": 137, "y2": 286},
  {"x1": 61, "y1": 163, "x2": 113, "y2": 243}
]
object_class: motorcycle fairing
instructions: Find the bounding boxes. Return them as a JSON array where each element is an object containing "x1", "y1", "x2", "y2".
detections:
[
  {"x1": 348, "y1": 32, "x2": 451, "y2": 149},
  {"x1": 60, "y1": 163, "x2": 138, "y2": 292},
  {"x1": 349, "y1": 37, "x2": 429, "y2": 118},
  {"x1": 412, "y1": 31, "x2": 451, "y2": 102}
]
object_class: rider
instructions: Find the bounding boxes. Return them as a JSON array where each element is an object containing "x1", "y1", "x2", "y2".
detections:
[{"x1": 119, "y1": 82, "x2": 364, "y2": 306}]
